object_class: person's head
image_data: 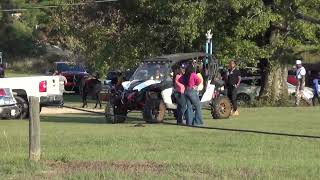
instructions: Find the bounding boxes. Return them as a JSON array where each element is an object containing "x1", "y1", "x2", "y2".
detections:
[
  {"x1": 180, "y1": 64, "x2": 186, "y2": 75},
  {"x1": 228, "y1": 60, "x2": 236, "y2": 69},
  {"x1": 184, "y1": 64, "x2": 195, "y2": 80},
  {"x1": 155, "y1": 69, "x2": 160, "y2": 76},
  {"x1": 196, "y1": 65, "x2": 202, "y2": 74},
  {"x1": 296, "y1": 60, "x2": 302, "y2": 69}
]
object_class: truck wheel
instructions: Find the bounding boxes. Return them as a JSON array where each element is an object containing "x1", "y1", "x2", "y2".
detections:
[
  {"x1": 14, "y1": 96, "x2": 29, "y2": 119},
  {"x1": 143, "y1": 99, "x2": 166, "y2": 123},
  {"x1": 211, "y1": 97, "x2": 231, "y2": 119},
  {"x1": 105, "y1": 101, "x2": 127, "y2": 123}
]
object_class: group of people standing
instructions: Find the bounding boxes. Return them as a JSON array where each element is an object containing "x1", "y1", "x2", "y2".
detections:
[{"x1": 173, "y1": 60, "x2": 241, "y2": 126}]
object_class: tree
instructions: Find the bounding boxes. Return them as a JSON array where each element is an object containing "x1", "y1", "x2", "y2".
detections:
[
  {"x1": 205, "y1": 0, "x2": 320, "y2": 105},
  {"x1": 46, "y1": 0, "x2": 209, "y2": 74},
  {"x1": 0, "y1": 0, "x2": 46, "y2": 57}
]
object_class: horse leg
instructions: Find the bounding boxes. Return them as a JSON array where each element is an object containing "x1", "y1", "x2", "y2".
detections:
[
  {"x1": 82, "y1": 92, "x2": 88, "y2": 108},
  {"x1": 97, "y1": 93, "x2": 102, "y2": 109},
  {"x1": 94, "y1": 93, "x2": 97, "y2": 109}
]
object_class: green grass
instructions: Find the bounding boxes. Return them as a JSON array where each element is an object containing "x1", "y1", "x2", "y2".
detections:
[
  {"x1": 1, "y1": 101, "x2": 320, "y2": 179},
  {"x1": 5, "y1": 70, "x2": 39, "y2": 77}
]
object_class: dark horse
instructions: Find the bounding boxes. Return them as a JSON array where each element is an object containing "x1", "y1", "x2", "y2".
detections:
[{"x1": 80, "y1": 73, "x2": 102, "y2": 108}]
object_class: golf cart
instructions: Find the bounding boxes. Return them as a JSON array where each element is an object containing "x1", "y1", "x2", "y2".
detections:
[{"x1": 105, "y1": 52, "x2": 232, "y2": 123}]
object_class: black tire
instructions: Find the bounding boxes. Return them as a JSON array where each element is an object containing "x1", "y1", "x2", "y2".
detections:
[
  {"x1": 105, "y1": 101, "x2": 127, "y2": 123},
  {"x1": 211, "y1": 96, "x2": 232, "y2": 119},
  {"x1": 143, "y1": 99, "x2": 166, "y2": 123},
  {"x1": 14, "y1": 96, "x2": 29, "y2": 119},
  {"x1": 236, "y1": 93, "x2": 251, "y2": 106}
]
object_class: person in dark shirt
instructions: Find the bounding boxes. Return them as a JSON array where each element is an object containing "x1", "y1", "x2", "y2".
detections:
[
  {"x1": 312, "y1": 71, "x2": 320, "y2": 106},
  {"x1": 226, "y1": 60, "x2": 241, "y2": 116},
  {"x1": 0, "y1": 64, "x2": 5, "y2": 78}
]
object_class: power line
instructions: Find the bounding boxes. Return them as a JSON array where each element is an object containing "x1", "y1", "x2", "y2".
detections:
[{"x1": 0, "y1": 0, "x2": 118, "y2": 12}]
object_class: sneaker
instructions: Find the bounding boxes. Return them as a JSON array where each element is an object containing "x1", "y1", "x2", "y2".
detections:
[{"x1": 233, "y1": 110, "x2": 239, "y2": 116}]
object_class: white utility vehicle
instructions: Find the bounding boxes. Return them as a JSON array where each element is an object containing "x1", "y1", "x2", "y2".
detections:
[{"x1": 0, "y1": 76, "x2": 64, "y2": 118}]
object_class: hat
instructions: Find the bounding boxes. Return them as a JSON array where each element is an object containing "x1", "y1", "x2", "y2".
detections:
[
  {"x1": 180, "y1": 64, "x2": 187, "y2": 69},
  {"x1": 296, "y1": 60, "x2": 302, "y2": 65}
]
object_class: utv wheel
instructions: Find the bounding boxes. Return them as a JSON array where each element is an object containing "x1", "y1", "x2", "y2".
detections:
[
  {"x1": 236, "y1": 93, "x2": 251, "y2": 106},
  {"x1": 105, "y1": 101, "x2": 127, "y2": 123},
  {"x1": 14, "y1": 96, "x2": 29, "y2": 119},
  {"x1": 211, "y1": 97, "x2": 231, "y2": 119},
  {"x1": 143, "y1": 99, "x2": 166, "y2": 123}
]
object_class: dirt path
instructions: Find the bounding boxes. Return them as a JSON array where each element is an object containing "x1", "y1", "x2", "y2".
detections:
[{"x1": 41, "y1": 107, "x2": 104, "y2": 115}]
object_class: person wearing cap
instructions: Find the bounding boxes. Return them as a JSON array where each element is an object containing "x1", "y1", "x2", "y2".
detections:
[
  {"x1": 226, "y1": 60, "x2": 241, "y2": 116},
  {"x1": 295, "y1": 60, "x2": 306, "y2": 106},
  {"x1": 174, "y1": 64, "x2": 188, "y2": 124}
]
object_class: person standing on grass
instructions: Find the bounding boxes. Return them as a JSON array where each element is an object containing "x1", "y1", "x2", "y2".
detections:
[
  {"x1": 180, "y1": 64, "x2": 203, "y2": 126},
  {"x1": 226, "y1": 60, "x2": 241, "y2": 116},
  {"x1": 312, "y1": 72, "x2": 320, "y2": 106},
  {"x1": 295, "y1": 60, "x2": 306, "y2": 106},
  {"x1": 174, "y1": 64, "x2": 187, "y2": 124},
  {"x1": 0, "y1": 64, "x2": 5, "y2": 78}
]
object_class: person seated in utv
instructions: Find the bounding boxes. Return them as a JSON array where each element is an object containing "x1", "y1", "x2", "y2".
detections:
[{"x1": 150, "y1": 68, "x2": 164, "y2": 80}]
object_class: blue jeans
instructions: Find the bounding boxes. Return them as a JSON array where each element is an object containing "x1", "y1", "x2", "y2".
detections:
[
  {"x1": 185, "y1": 89, "x2": 203, "y2": 126},
  {"x1": 174, "y1": 92, "x2": 187, "y2": 124}
]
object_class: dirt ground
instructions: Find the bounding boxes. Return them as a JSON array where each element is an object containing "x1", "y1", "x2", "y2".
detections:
[{"x1": 40, "y1": 107, "x2": 104, "y2": 115}]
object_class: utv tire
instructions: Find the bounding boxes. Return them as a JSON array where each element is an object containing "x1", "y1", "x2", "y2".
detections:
[
  {"x1": 105, "y1": 101, "x2": 127, "y2": 123},
  {"x1": 14, "y1": 96, "x2": 29, "y2": 119},
  {"x1": 143, "y1": 99, "x2": 166, "y2": 123},
  {"x1": 211, "y1": 97, "x2": 232, "y2": 119}
]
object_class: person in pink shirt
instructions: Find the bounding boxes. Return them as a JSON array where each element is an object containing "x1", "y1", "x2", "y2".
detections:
[
  {"x1": 179, "y1": 64, "x2": 203, "y2": 126},
  {"x1": 174, "y1": 64, "x2": 188, "y2": 124}
]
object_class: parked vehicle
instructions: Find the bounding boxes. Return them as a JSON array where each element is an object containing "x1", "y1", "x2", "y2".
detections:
[
  {"x1": 236, "y1": 76, "x2": 314, "y2": 105},
  {"x1": 0, "y1": 76, "x2": 64, "y2": 119},
  {"x1": 101, "y1": 69, "x2": 136, "y2": 101},
  {"x1": 105, "y1": 52, "x2": 231, "y2": 123},
  {"x1": 0, "y1": 88, "x2": 19, "y2": 119},
  {"x1": 54, "y1": 61, "x2": 88, "y2": 92}
]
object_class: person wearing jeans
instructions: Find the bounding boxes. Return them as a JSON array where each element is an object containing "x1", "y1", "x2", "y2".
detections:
[
  {"x1": 180, "y1": 65, "x2": 203, "y2": 126},
  {"x1": 174, "y1": 64, "x2": 187, "y2": 124},
  {"x1": 312, "y1": 72, "x2": 320, "y2": 106}
]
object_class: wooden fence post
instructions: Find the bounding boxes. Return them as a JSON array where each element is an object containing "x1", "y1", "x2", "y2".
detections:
[{"x1": 29, "y1": 96, "x2": 41, "y2": 162}]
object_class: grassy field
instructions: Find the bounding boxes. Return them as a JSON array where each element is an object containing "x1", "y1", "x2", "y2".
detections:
[{"x1": 1, "y1": 97, "x2": 320, "y2": 179}]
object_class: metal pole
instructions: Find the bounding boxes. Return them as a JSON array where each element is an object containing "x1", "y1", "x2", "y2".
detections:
[
  {"x1": 209, "y1": 40, "x2": 213, "y2": 55},
  {"x1": 205, "y1": 30, "x2": 213, "y2": 64}
]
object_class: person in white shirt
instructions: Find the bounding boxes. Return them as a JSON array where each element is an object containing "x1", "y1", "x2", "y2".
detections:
[{"x1": 295, "y1": 60, "x2": 306, "y2": 106}]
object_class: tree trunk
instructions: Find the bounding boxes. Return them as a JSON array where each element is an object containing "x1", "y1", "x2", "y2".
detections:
[
  {"x1": 258, "y1": 27, "x2": 289, "y2": 105},
  {"x1": 259, "y1": 61, "x2": 289, "y2": 105}
]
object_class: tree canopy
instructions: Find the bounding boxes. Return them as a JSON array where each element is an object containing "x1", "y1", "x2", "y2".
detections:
[{"x1": 0, "y1": 0, "x2": 319, "y2": 103}]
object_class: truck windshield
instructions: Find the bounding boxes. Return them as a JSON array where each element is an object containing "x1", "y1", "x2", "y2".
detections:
[
  {"x1": 57, "y1": 63, "x2": 86, "y2": 72},
  {"x1": 130, "y1": 62, "x2": 169, "y2": 81}
]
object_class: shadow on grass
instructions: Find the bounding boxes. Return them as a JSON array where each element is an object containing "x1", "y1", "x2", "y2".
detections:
[
  {"x1": 63, "y1": 94, "x2": 82, "y2": 103},
  {"x1": 41, "y1": 114, "x2": 146, "y2": 125}
]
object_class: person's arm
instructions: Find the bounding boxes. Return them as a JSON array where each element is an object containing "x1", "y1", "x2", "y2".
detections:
[
  {"x1": 193, "y1": 73, "x2": 202, "y2": 86},
  {"x1": 236, "y1": 70, "x2": 241, "y2": 88},
  {"x1": 175, "y1": 75, "x2": 184, "y2": 87}
]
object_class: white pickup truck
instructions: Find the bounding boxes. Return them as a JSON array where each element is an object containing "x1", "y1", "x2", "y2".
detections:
[{"x1": 0, "y1": 76, "x2": 64, "y2": 118}]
